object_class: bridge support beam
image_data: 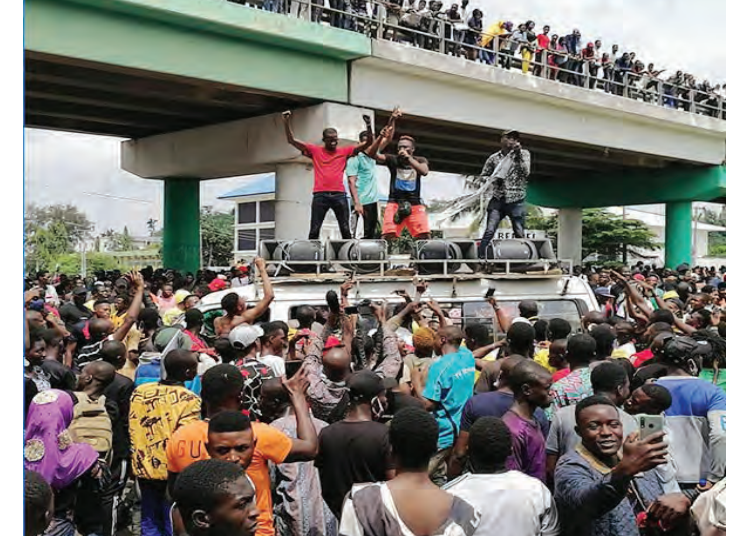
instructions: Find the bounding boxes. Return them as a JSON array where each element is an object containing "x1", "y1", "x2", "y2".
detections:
[
  {"x1": 163, "y1": 178, "x2": 201, "y2": 272},
  {"x1": 665, "y1": 201, "x2": 692, "y2": 269},
  {"x1": 274, "y1": 162, "x2": 315, "y2": 241},
  {"x1": 557, "y1": 208, "x2": 583, "y2": 268}
]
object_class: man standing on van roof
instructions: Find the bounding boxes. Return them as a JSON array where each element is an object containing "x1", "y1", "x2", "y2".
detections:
[
  {"x1": 282, "y1": 110, "x2": 373, "y2": 241},
  {"x1": 476, "y1": 130, "x2": 532, "y2": 261}
]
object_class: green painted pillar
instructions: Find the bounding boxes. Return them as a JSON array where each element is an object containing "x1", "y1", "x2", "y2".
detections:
[
  {"x1": 665, "y1": 201, "x2": 692, "y2": 269},
  {"x1": 163, "y1": 178, "x2": 201, "y2": 272}
]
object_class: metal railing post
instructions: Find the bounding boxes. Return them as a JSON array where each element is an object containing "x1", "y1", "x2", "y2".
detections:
[
  {"x1": 376, "y1": 3, "x2": 384, "y2": 40},
  {"x1": 492, "y1": 33, "x2": 500, "y2": 67},
  {"x1": 657, "y1": 80, "x2": 663, "y2": 106},
  {"x1": 438, "y1": 20, "x2": 446, "y2": 54},
  {"x1": 623, "y1": 71, "x2": 628, "y2": 98},
  {"x1": 541, "y1": 49, "x2": 548, "y2": 79}
]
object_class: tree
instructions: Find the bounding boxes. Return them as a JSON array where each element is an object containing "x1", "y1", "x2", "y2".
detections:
[
  {"x1": 201, "y1": 207, "x2": 234, "y2": 267},
  {"x1": 101, "y1": 226, "x2": 135, "y2": 252},
  {"x1": 25, "y1": 203, "x2": 94, "y2": 272},
  {"x1": 696, "y1": 206, "x2": 726, "y2": 258}
]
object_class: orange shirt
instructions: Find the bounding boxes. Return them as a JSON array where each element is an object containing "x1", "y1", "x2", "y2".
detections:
[{"x1": 166, "y1": 420, "x2": 293, "y2": 536}]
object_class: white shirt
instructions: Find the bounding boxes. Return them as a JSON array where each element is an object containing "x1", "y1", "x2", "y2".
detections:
[
  {"x1": 44, "y1": 284, "x2": 59, "y2": 307},
  {"x1": 444, "y1": 471, "x2": 560, "y2": 536},
  {"x1": 231, "y1": 276, "x2": 250, "y2": 288},
  {"x1": 258, "y1": 354, "x2": 286, "y2": 377}
]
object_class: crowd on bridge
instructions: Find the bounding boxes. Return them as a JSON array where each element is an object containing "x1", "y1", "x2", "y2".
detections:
[
  {"x1": 24, "y1": 220, "x2": 727, "y2": 536},
  {"x1": 224, "y1": 0, "x2": 725, "y2": 118}
]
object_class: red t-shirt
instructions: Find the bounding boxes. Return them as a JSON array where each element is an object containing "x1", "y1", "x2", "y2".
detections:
[
  {"x1": 302, "y1": 143, "x2": 356, "y2": 193},
  {"x1": 537, "y1": 33, "x2": 550, "y2": 50},
  {"x1": 631, "y1": 348, "x2": 654, "y2": 369},
  {"x1": 552, "y1": 368, "x2": 571, "y2": 383}
]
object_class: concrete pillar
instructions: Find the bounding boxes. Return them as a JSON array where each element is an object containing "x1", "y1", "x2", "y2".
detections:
[
  {"x1": 557, "y1": 208, "x2": 583, "y2": 268},
  {"x1": 163, "y1": 178, "x2": 201, "y2": 272},
  {"x1": 274, "y1": 162, "x2": 316, "y2": 240},
  {"x1": 665, "y1": 201, "x2": 692, "y2": 268}
]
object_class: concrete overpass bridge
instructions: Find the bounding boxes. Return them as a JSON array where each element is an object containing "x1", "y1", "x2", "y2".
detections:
[{"x1": 25, "y1": 0, "x2": 726, "y2": 271}]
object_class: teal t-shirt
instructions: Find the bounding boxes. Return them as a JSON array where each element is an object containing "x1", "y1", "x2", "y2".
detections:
[
  {"x1": 423, "y1": 347, "x2": 476, "y2": 450},
  {"x1": 345, "y1": 153, "x2": 379, "y2": 205}
]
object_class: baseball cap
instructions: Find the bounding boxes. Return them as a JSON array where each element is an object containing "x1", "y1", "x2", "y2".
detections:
[
  {"x1": 238, "y1": 265, "x2": 249, "y2": 273},
  {"x1": 662, "y1": 290, "x2": 679, "y2": 301},
  {"x1": 502, "y1": 129, "x2": 520, "y2": 140},
  {"x1": 73, "y1": 287, "x2": 88, "y2": 296},
  {"x1": 229, "y1": 324, "x2": 264, "y2": 350},
  {"x1": 323, "y1": 336, "x2": 343, "y2": 351},
  {"x1": 346, "y1": 370, "x2": 384, "y2": 401},
  {"x1": 174, "y1": 289, "x2": 191, "y2": 305},
  {"x1": 633, "y1": 274, "x2": 645, "y2": 281},
  {"x1": 208, "y1": 278, "x2": 227, "y2": 292},
  {"x1": 594, "y1": 286, "x2": 614, "y2": 298}
]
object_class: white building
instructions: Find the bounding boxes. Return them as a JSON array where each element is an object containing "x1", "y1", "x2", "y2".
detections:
[{"x1": 218, "y1": 173, "x2": 388, "y2": 260}]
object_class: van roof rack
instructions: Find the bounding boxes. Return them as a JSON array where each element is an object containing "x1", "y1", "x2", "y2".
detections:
[{"x1": 253, "y1": 239, "x2": 572, "y2": 280}]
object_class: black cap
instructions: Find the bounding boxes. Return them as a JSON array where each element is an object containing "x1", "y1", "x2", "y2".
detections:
[
  {"x1": 346, "y1": 370, "x2": 384, "y2": 401},
  {"x1": 73, "y1": 287, "x2": 88, "y2": 296},
  {"x1": 502, "y1": 130, "x2": 521, "y2": 140}
]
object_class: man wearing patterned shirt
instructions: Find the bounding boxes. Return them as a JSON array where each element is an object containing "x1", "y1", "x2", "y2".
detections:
[
  {"x1": 546, "y1": 333, "x2": 596, "y2": 421},
  {"x1": 476, "y1": 130, "x2": 532, "y2": 261}
]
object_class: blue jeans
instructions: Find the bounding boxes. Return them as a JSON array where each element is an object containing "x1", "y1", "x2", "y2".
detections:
[
  {"x1": 478, "y1": 197, "x2": 526, "y2": 259},
  {"x1": 140, "y1": 479, "x2": 172, "y2": 536}
]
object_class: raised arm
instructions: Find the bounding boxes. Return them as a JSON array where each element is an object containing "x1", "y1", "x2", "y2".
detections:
[
  {"x1": 371, "y1": 302, "x2": 403, "y2": 379},
  {"x1": 112, "y1": 271, "x2": 145, "y2": 342},
  {"x1": 365, "y1": 125, "x2": 393, "y2": 163},
  {"x1": 425, "y1": 300, "x2": 452, "y2": 328},
  {"x1": 487, "y1": 296, "x2": 512, "y2": 333},
  {"x1": 282, "y1": 365, "x2": 319, "y2": 462},
  {"x1": 351, "y1": 115, "x2": 374, "y2": 156},
  {"x1": 281, "y1": 111, "x2": 308, "y2": 153},
  {"x1": 238, "y1": 258, "x2": 274, "y2": 325},
  {"x1": 611, "y1": 270, "x2": 652, "y2": 316}
]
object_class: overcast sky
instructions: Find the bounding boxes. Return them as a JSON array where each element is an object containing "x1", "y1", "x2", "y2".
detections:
[{"x1": 24, "y1": 0, "x2": 725, "y2": 236}]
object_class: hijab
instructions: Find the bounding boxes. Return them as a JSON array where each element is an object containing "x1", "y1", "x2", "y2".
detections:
[{"x1": 24, "y1": 389, "x2": 99, "y2": 490}]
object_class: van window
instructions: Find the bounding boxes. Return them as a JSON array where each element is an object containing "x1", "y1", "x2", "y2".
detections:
[{"x1": 387, "y1": 299, "x2": 586, "y2": 339}]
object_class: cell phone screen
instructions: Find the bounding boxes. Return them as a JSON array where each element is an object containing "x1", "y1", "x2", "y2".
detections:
[
  {"x1": 285, "y1": 360, "x2": 303, "y2": 378},
  {"x1": 344, "y1": 306, "x2": 359, "y2": 315},
  {"x1": 484, "y1": 288, "x2": 496, "y2": 298}
]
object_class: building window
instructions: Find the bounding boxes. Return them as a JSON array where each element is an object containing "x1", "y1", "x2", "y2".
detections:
[
  {"x1": 259, "y1": 228, "x2": 275, "y2": 242},
  {"x1": 238, "y1": 229, "x2": 257, "y2": 251},
  {"x1": 259, "y1": 201, "x2": 275, "y2": 223},
  {"x1": 238, "y1": 202, "x2": 257, "y2": 224}
]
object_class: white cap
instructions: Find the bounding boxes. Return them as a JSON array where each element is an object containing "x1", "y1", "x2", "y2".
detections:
[{"x1": 228, "y1": 324, "x2": 264, "y2": 350}]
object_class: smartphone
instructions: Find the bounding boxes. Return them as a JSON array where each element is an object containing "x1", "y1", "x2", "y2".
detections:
[
  {"x1": 344, "y1": 306, "x2": 359, "y2": 315},
  {"x1": 638, "y1": 414, "x2": 664, "y2": 441},
  {"x1": 285, "y1": 360, "x2": 303, "y2": 378},
  {"x1": 484, "y1": 288, "x2": 496, "y2": 299}
]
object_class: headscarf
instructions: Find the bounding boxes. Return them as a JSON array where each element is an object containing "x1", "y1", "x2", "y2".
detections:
[{"x1": 24, "y1": 390, "x2": 98, "y2": 490}]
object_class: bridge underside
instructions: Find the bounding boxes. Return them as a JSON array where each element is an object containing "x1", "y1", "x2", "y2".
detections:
[{"x1": 25, "y1": 52, "x2": 319, "y2": 139}]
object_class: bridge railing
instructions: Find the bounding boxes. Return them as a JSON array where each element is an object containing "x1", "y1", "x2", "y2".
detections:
[{"x1": 233, "y1": 0, "x2": 725, "y2": 120}]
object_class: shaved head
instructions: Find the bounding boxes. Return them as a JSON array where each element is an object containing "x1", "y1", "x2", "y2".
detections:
[
  {"x1": 83, "y1": 361, "x2": 117, "y2": 385},
  {"x1": 100, "y1": 340, "x2": 127, "y2": 370},
  {"x1": 89, "y1": 318, "x2": 114, "y2": 341},
  {"x1": 497, "y1": 355, "x2": 525, "y2": 389},
  {"x1": 322, "y1": 347, "x2": 351, "y2": 382}
]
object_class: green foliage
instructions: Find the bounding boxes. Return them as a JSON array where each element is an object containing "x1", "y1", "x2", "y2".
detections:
[
  {"x1": 25, "y1": 203, "x2": 94, "y2": 272},
  {"x1": 101, "y1": 226, "x2": 135, "y2": 252},
  {"x1": 697, "y1": 206, "x2": 726, "y2": 258},
  {"x1": 54, "y1": 252, "x2": 121, "y2": 276},
  {"x1": 201, "y1": 206, "x2": 234, "y2": 267},
  {"x1": 580, "y1": 208, "x2": 660, "y2": 261}
]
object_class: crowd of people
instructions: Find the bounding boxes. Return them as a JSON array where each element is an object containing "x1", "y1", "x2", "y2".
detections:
[
  {"x1": 225, "y1": 0, "x2": 725, "y2": 118},
  {"x1": 23, "y1": 249, "x2": 726, "y2": 536}
]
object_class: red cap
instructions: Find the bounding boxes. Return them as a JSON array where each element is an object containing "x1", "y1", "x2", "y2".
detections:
[
  {"x1": 323, "y1": 336, "x2": 343, "y2": 351},
  {"x1": 208, "y1": 278, "x2": 227, "y2": 292},
  {"x1": 238, "y1": 265, "x2": 249, "y2": 273},
  {"x1": 633, "y1": 274, "x2": 645, "y2": 281}
]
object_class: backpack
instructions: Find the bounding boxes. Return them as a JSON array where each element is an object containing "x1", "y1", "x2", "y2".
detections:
[{"x1": 69, "y1": 392, "x2": 113, "y2": 462}]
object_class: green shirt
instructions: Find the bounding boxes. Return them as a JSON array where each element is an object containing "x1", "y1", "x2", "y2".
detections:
[
  {"x1": 699, "y1": 369, "x2": 726, "y2": 394},
  {"x1": 345, "y1": 153, "x2": 379, "y2": 205}
]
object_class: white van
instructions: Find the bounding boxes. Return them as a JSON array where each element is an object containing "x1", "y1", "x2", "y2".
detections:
[{"x1": 197, "y1": 273, "x2": 600, "y2": 338}]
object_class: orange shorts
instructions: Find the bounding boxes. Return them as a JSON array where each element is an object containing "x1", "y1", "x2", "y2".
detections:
[{"x1": 382, "y1": 202, "x2": 430, "y2": 238}]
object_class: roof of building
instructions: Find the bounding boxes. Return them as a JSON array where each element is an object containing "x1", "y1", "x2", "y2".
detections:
[{"x1": 218, "y1": 174, "x2": 276, "y2": 199}]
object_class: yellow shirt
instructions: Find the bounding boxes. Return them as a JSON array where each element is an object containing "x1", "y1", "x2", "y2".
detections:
[
  {"x1": 162, "y1": 307, "x2": 183, "y2": 326},
  {"x1": 129, "y1": 383, "x2": 201, "y2": 480},
  {"x1": 534, "y1": 348, "x2": 558, "y2": 374}
]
